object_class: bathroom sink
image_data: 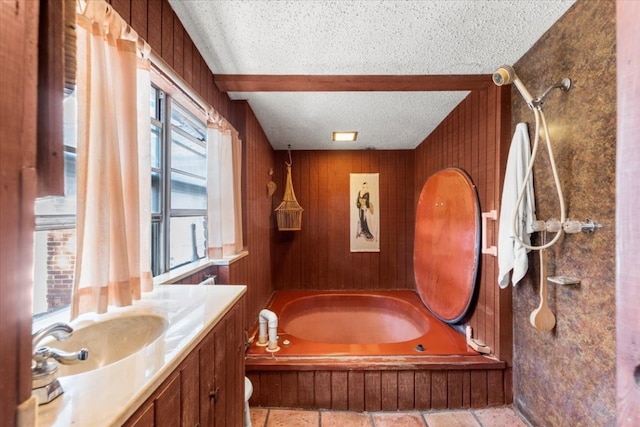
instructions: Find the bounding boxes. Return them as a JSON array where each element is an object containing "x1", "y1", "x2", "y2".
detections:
[{"x1": 42, "y1": 314, "x2": 168, "y2": 377}]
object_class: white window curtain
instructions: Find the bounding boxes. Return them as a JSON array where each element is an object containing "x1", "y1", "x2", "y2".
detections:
[
  {"x1": 207, "y1": 115, "x2": 243, "y2": 259},
  {"x1": 72, "y1": 0, "x2": 151, "y2": 318}
]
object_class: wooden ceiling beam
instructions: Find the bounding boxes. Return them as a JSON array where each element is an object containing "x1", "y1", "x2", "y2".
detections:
[{"x1": 214, "y1": 74, "x2": 492, "y2": 92}]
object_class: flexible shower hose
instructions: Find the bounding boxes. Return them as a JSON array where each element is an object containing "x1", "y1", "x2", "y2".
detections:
[{"x1": 512, "y1": 107, "x2": 566, "y2": 251}]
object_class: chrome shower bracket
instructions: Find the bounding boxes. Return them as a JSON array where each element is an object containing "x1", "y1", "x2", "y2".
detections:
[
  {"x1": 563, "y1": 218, "x2": 602, "y2": 234},
  {"x1": 580, "y1": 218, "x2": 602, "y2": 234},
  {"x1": 532, "y1": 78, "x2": 572, "y2": 109}
]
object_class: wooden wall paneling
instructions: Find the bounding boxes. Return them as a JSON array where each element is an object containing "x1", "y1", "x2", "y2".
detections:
[
  {"x1": 247, "y1": 372, "x2": 260, "y2": 407},
  {"x1": 172, "y1": 15, "x2": 184, "y2": 76},
  {"x1": 272, "y1": 150, "x2": 415, "y2": 292},
  {"x1": 503, "y1": 368, "x2": 513, "y2": 406},
  {"x1": 414, "y1": 371, "x2": 431, "y2": 409},
  {"x1": 462, "y1": 370, "x2": 472, "y2": 408},
  {"x1": 247, "y1": 366, "x2": 505, "y2": 411},
  {"x1": 200, "y1": 57, "x2": 207, "y2": 101},
  {"x1": 318, "y1": 151, "x2": 332, "y2": 288},
  {"x1": 281, "y1": 372, "x2": 298, "y2": 408},
  {"x1": 447, "y1": 370, "x2": 464, "y2": 409},
  {"x1": 347, "y1": 371, "x2": 365, "y2": 412},
  {"x1": 404, "y1": 152, "x2": 415, "y2": 289},
  {"x1": 470, "y1": 370, "x2": 488, "y2": 408},
  {"x1": 306, "y1": 151, "x2": 321, "y2": 287},
  {"x1": 146, "y1": 0, "x2": 162, "y2": 53},
  {"x1": 235, "y1": 103, "x2": 276, "y2": 329},
  {"x1": 131, "y1": 0, "x2": 147, "y2": 41},
  {"x1": 397, "y1": 371, "x2": 415, "y2": 410},
  {"x1": 402, "y1": 153, "x2": 417, "y2": 289},
  {"x1": 392, "y1": 151, "x2": 405, "y2": 289},
  {"x1": 293, "y1": 150, "x2": 308, "y2": 288},
  {"x1": 297, "y1": 371, "x2": 315, "y2": 408},
  {"x1": 260, "y1": 372, "x2": 282, "y2": 408},
  {"x1": 325, "y1": 153, "x2": 341, "y2": 289},
  {"x1": 331, "y1": 371, "x2": 349, "y2": 410},
  {"x1": 202, "y1": 58, "x2": 210, "y2": 104},
  {"x1": 377, "y1": 152, "x2": 391, "y2": 288},
  {"x1": 381, "y1": 371, "x2": 398, "y2": 411},
  {"x1": 110, "y1": 0, "x2": 131, "y2": 23},
  {"x1": 314, "y1": 371, "x2": 332, "y2": 409},
  {"x1": 210, "y1": 73, "x2": 219, "y2": 113},
  {"x1": 304, "y1": 151, "x2": 321, "y2": 290},
  {"x1": 364, "y1": 371, "x2": 382, "y2": 411},
  {"x1": 487, "y1": 370, "x2": 505, "y2": 406},
  {"x1": 431, "y1": 371, "x2": 448, "y2": 409},
  {"x1": 182, "y1": 32, "x2": 193, "y2": 87},
  {"x1": 190, "y1": 42, "x2": 200, "y2": 94},
  {"x1": 446, "y1": 110, "x2": 454, "y2": 164},
  {"x1": 347, "y1": 152, "x2": 364, "y2": 287}
]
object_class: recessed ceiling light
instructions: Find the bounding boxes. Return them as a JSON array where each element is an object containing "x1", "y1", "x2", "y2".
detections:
[{"x1": 332, "y1": 131, "x2": 358, "y2": 142}]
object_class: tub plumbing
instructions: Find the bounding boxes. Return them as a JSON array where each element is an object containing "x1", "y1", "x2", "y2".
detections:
[{"x1": 256, "y1": 309, "x2": 279, "y2": 352}]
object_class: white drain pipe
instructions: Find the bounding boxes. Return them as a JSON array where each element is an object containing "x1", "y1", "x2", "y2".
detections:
[{"x1": 257, "y1": 309, "x2": 279, "y2": 351}]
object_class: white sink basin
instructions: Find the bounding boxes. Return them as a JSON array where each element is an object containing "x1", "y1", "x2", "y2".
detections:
[{"x1": 43, "y1": 314, "x2": 168, "y2": 377}]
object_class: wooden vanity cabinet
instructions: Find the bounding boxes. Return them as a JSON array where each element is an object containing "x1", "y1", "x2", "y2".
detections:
[{"x1": 124, "y1": 297, "x2": 245, "y2": 427}]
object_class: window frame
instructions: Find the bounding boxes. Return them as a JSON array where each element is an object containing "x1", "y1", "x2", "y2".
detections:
[{"x1": 151, "y1": 83, "x2": 209, "y2": 276}]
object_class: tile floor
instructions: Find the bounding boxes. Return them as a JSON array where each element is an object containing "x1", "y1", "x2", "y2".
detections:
[{"x1": 249, "y1": 405, "x2": 531, "y2": 427}]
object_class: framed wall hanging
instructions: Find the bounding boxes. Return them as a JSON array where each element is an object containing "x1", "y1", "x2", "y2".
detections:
[{"x1": 350, "y1": 173, "x2": 380, "y2": 252}]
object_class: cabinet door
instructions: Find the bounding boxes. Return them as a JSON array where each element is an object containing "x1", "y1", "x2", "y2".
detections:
[
  {"x1": 155, "y1": 372, "x2": 181, "y2": 427},
  {"x1": 123, "y1": 401, "x2": 154, "y2": 427},
  {"x1": 225, "y1": 302, "x2": 244, "y2": 427},
  {"x1": 202, "y1": 299, "x2": 245, "y2": 427},
  {"x1": 181, "y1": 350, "x2": 200, "y2": 427},
  {"x1": 199, "y1": 326, "x2": 217, "y2": 427},
  {"x1": 213, "y1": 316, "x2": 228, "y2": 426}
]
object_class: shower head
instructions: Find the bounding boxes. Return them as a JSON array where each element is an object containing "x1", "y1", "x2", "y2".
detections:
[
  {"x1": 491, "y1": 65, "x2": 516, "y2": 86},
  {"x1": 492, "y1": 65, "x2": 535, "y2": 107}
]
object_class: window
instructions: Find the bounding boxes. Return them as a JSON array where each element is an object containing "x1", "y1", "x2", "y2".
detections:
[
  {"x1": 33, "y1": 92, "x2": 78, "y2": 317},
  {"x1": 32, "y1": 82, "x2": 210, "y2": 317},
  {"x1": 151, "y1": 86, "x2": 208, "y2": 276}
]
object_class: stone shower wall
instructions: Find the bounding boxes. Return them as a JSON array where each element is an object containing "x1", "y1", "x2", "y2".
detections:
[{"x1": 510, "y1": 1, "x2": 616, "y2": 425}]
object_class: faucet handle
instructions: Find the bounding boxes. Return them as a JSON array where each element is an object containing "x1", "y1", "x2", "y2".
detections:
[
  {"x1": 34, "y1": 346, "x2": 89, "y2": 365},
  {"x1": 32, "y1": 322, "x2": 73, "y2": 351}
]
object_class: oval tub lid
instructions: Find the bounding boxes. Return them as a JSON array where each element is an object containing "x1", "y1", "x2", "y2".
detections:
[{"x1": 414, "y1": 168, "x2": 481, "y2": 324}]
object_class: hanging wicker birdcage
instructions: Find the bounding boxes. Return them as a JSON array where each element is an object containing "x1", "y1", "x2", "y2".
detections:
[{"x1": 275, "y1": 164, "x2": 303, "y2": 231}]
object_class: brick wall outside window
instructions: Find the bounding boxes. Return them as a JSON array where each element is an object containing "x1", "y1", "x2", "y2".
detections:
[{"x1": 46, "y1": 230, "x2": 76, "y2": 310}]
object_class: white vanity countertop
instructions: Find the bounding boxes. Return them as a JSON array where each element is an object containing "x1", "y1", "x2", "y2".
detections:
[{"x1": 34, "y1": 284, "x2": 246, "y2": 427}]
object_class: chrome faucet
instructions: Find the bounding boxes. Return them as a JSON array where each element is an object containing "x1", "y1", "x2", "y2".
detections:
[
  {"x1": 31, "y1": 322, "x2": 89, "y2": 405},
  {"x1": 32, "y1": 322, "x2": 73, "y2": 351}
]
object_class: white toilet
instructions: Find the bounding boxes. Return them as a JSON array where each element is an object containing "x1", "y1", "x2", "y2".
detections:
[{"x1": 244, "y1": 376, "x2": 253, "y2": 427}]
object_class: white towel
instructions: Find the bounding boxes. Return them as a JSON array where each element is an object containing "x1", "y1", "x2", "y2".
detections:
[{"x1": 498, "y1": 123, "x2": 536, "y2": 288}]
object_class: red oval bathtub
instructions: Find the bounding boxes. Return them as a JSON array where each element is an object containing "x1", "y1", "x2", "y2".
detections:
[{"x1": 246, "y1": 290, "x2": 478, "y2": 357}]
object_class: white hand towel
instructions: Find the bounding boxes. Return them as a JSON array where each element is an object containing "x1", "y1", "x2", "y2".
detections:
[{"x1": 498, "y1": 123, "x2": 536, "y2": 288}]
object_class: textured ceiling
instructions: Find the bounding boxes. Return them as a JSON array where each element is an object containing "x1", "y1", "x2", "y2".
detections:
[{"x1": 169, "y1": 0, "x2": 575, "y2": 150}]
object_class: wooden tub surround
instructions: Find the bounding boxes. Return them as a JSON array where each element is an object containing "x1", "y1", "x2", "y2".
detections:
[{"x1": 246, "y1": 290, "x2": 507, "y2": 411}]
